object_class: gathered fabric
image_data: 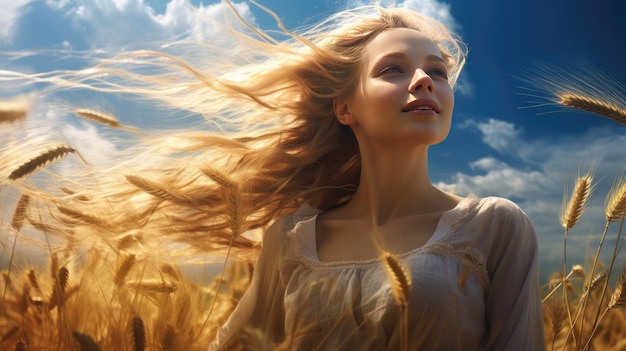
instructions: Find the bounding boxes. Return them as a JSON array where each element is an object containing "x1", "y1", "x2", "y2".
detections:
[{"x1": 210, "y1": 195, "x2": 545, "y2": 351}]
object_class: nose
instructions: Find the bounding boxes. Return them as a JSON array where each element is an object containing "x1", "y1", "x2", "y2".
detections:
[{"x1": 409, "y1": 69, "x2": 433, "y2": 93}]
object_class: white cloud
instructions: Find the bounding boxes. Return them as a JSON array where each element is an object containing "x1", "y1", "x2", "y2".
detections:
[
  {"x1": 454, "y1": 72, "x2": 473, "y2": 97},
  {"x1": 0, "y1": 0, "x2": 34, "y2": 42},
  {"x1": 460, "y1": 118, "x2": 522, "y2": 154},
  {"x1": 56, "y1": 0, "x2": 256, "y2": 47},
  {"x1": 398, "y1": 0, "x2": 458, "y2": 30},
  {"x1": 437, "y1": 123, "x2": 626, "y2": 274},
  {"x1": 62, "y1": 122, "x2": 118, "y2": 165}
]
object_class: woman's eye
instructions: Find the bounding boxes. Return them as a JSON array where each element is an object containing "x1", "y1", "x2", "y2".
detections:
[
  {"x1": 380, "y1": 66, "x2": 403, "y2": 74},
  {"x1": 428, "y1": 69, "x2": 449, "y2": 79}
]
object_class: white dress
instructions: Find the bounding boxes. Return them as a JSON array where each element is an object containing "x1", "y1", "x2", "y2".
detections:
[{"x1": 210, "y1": 196, "x2": 545, "y2": 350}]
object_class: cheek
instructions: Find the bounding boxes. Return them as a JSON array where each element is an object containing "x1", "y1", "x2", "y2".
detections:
[{"x1": 364, "y1": 82, "x2": 404, "y2": 107}]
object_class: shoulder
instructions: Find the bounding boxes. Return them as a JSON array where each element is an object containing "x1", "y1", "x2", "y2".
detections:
[
  {"x1": 459, "y1": 196, "x2": 536, "y2": 248},
  {"x1": 467, "y1": 196, "x2": 537, "y2": 258},
  {"x1": 468, "y1": 196, "x2": 532, "y2": 227},
  {"x1": 474, "y1": 196, "x2": 525, "y2": 214}
]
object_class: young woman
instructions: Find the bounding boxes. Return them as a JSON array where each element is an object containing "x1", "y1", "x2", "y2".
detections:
[
  {"x1": 0, "y1": 3, "x2": 544, "y2": 350},
  {"x1": 206, "y1": 5, "x2": 545, "y2": 351}
]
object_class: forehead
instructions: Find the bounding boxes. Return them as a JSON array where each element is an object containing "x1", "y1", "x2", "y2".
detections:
[{"x1": 364, "y1": 27, "x2": 442, "y2": 61}]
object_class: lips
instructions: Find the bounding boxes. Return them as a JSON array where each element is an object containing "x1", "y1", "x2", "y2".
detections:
[{"x1": 401, "y1": 99, "x2": 440, "y2": 113}]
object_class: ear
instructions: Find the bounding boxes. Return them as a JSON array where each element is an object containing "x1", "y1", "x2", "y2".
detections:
[{"x1": 333, "y1": 98, "x2": 356, "y2": 126}]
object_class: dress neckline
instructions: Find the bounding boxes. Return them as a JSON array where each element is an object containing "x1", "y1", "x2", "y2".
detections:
[{"x1": 289, "y1": 195, "x2": 475, "y2": 267}]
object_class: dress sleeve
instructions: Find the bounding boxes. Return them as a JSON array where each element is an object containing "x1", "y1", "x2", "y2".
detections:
[
  {"x1": 209, "y1": 217, "x2": 288, "y2": 350},
  {"x1": 484, "y1": 199, "x2": 545, "y2": 351}
]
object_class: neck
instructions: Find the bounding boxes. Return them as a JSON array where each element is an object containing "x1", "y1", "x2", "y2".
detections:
[{"x1": 347, "y1": 143, "x2": 441, "y2": 224}]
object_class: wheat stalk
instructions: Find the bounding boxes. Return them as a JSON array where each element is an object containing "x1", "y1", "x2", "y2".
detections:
[
  {"x1": 125, "y1": 174, "x2": 190, "y2": 203},
  {"x1": 126, "y1": 279, "x2": 177, "y2": 293},
  {"x1": 18, "y1": 283, "x2": 30, "y2": 314},
  {"x1": 72, "y1": 331, "x2": 101, "y2": 351},
  {"x1": 608, "y1": 267, "x2": 626, "y2": 309},
  {"x1": 605, "y1": 176, "x2": 626, "y2": 222},
  {"x1": 74, "y1": 108, "x2": 120, "y2": 127},
  {"x1": 131, "y1": 316, "x2": 146, "y2": 351},
  {"x1": 27, "y1": 269, "x2": 40, "y2": 292},
  {"x1": 10, "y1": 194, "x2": 30, "y2": 231},
  {"x1": 114, "y1": 255, "x2": 136, "y2": 287},
  {"x1": 561, "y1": 173, "x2": 592, "y2": 229},
  {"x1": 583, "y1": 272, "x2": 607, "y2": 296},
  {"x1": 49, "y1": 266, "x2": 69, "y2": 310},
  {"x1": 557, "y1": 92, "x2": 626, "y2": 125},
  {"x1": 57, "y1": 206, "x2": 103, "y2": 227},
  {"x1": 380, "y1": 252, "x2": 412, "y2": 308},
  {"x1": 8, "y1": 144, "x2": 76, "y2": 180},
  {"x1": 160, "y1": 264, "x2": 180, "y2": 281},
  {"x1": 201, "y1": 166, "x2": 236, "y2": 189},
  {"x1": 549, "y1": 300, "x2": 567, "y2": 334}
]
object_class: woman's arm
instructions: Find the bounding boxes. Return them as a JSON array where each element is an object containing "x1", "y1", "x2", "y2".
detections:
[
  {"x1": 209, "y1": 217, "x2": 289, "y2": 350},
  {"x1": 484, "y1": 199, "x2": 545, "y2": 351}
]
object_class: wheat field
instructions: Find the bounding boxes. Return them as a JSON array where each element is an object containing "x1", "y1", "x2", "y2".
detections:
[{"x1": 2, "y1": 68, "x2": 626, "y2": 350}]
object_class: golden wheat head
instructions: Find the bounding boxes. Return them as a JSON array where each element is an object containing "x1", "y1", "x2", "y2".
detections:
[
  {"x1": 606, "y1": 176, "x2": 626, "y2": 222},
  {"x1": 560, "y1": 173, "x2": 592, "y2": 229},
  {"x1": 380, "y1": 252, "x2": 412, "y2": 308},
  {"x1": 125, "y1": 174, "x2": 171, "y2": 199},
  {"x1": 583, "y1": 271, "x2": 607, "y2": 296},
  {"x1": 131, "y1": 316, "x2": 146, "y2": 351},
  {"x1": 557, "y1": 92, "x2": 626, "y2": 125},
  {"x1": 547, "y1": 300, "x2": 567, "y2": 335},
  {"x1": 8, "y1": 144, "x2": 76, "y2": 180},
  {"x1": 10, "y1": 194, "x2": 30, "y2": 231},
  {"x1": 609, "y1": 266, "x2": 626, "y2": 309},
  {"x1": 74, "y1": 108, "x2": 121, "y2": 127},
  {"x1": 72, "y1": 331, "x2": 101, "y2": 351}
]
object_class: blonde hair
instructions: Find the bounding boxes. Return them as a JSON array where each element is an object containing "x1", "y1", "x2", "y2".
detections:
[{"x1": 1, "y1": 3, "x2": 467, "y2": 258}]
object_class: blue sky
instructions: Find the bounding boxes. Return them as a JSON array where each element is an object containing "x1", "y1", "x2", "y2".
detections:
[{"x1": 1, "y1": 0, "x2": 625, "y2": 283}]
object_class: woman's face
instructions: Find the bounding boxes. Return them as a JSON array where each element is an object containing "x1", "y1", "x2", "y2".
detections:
[{"x1": 337, "y1": 27, "x2": 454, "y2": 148}]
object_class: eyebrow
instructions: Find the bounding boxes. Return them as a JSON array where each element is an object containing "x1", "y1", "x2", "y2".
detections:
[{"x1": 377, "y1": 52, "x2": 445, "y2": 63}]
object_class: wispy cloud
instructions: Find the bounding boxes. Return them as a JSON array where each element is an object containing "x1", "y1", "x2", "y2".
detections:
[
  {"x1": 0, "y1": 0, "x2": 33, "y2": 43},
  {"x1": 9, "y1": 0, "x2": 255, "y2": 49},
  {"x1": 459, "y1": 118, "x2": 523, "y2": 154},
  {"x1": 62, "y1": 122, "x2": 118, "y2": 166},
  {"x1": 396, "y1": 0, "x2": 458, "y2": 30},
  {"x1": 439, "y1": 119, "x2": 626, "y2": 272}
]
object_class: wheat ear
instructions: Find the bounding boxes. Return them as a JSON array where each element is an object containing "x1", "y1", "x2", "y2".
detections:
[
  {"x1": 125, "y1": 174, "x2": 189, "y2": 203},
  {"x1": 49, "y1": 266, "x2": 69, "y2": 309},
  {"x1": 561, "y1": 173, "x2": 592, "y2": 229},
  {"x1": 57, "y1": 206, "x2": 103, "y2": 227},
  {"x1": 202, "y1": 166, "x2": 242, "y2": 235},
  {"x1": 131, "y1": 316, "x2": 146, "y2": 351},
  {"x1": 9, "y1": 144, "x2": 76, "y2": 180},
  {"x1": 74, "y1": 108, "x2": 120, "y2": 127},
  {"x1": 380, "y1": 252, "x2": 412, "y2": 308},
  {"x1": 14, "y1": 339, "x2": 28, "y2": 351},
  {"x1": 605, "y1": 176, "x2": 626, "y2": 222},
  {"x1": 0, "y1": 99, "x2": 28, "y2": 123},
  {"x1": 27, "y1": 269, "x2": 40, "y2": 292},
  {"x1": 126, "y1": 279, "x2": 177, "y2": 293},
  {"x1": 608, "y1": 267, "x2": 626, "y2": 309},
  {"x1": 201, "y1": 166, "x2": 236, "y2": 188},
  {"x1": 557, "y1": 92, "x2": 626, "y2": 125},
  {"x1": 72, "y1": 331, "x2": 101, "y2": 351},
  {"x1": 583, "y1": 272, "x2": 607, "y2": 296},
  {"x1": 10, "y1": 194, "x2": 30, "y2": 231},
  {"x1": 114, "y1": 255, "x2": 136, "y2": 287}
]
